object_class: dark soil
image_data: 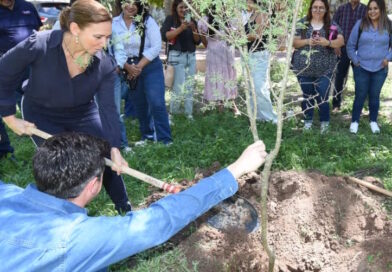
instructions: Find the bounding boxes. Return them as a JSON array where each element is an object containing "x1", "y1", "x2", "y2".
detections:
[{"x1": 141, "y1": 165, "x2": 392, "y2": 272}]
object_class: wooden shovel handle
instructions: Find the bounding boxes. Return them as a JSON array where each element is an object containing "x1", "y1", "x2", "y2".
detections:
[
  {"x1": 28, "y1": 127, "x2": 182, "y2": 194},
  {"x1": 345, "y1": 176, "x2": 392, "y2": 198},
  {"x1": 104, "y1": 159, "x2": 182, "y2": 193}
]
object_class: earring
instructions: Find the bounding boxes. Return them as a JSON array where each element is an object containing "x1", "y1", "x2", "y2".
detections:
[{"x1": 75, "y1": 35, "x2": 79, "y2": 44}]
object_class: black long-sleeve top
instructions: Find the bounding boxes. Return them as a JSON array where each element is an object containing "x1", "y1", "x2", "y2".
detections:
[
  {"x1": 0, "y1": 30, "x2": 121, "y2": 147},
  {"x1": 161, "y1": 15, "x2": 200, "y2": 52}
]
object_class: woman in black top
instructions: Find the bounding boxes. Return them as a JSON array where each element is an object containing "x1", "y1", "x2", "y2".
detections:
[
  {"x1": 0, "y1": 0, "x2": 131, "y2": 213},
  {"x1": 161, "y1": 0, "x2": 201, "y2": 120}
]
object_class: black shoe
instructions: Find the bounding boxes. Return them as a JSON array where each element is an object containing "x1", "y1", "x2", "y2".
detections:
[{"x1": 115, "y1": 201, "x2": 132, "y2": 214}]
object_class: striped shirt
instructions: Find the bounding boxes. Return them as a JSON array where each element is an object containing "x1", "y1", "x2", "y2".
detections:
[{"x1": 333, "y1": 2, "x2": 367, "y2": 43}]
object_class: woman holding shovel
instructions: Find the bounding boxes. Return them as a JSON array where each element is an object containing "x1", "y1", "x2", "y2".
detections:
[{"x1": 0, "y1": 0, "x2": 132, "y2": 213}]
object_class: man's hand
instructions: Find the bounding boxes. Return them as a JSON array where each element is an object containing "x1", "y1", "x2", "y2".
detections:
[
  {"x1": 227, "y1": 140, "x2": 267, "y2": 179},
  {"x1": 382, "y1": 59, "x2": 388, "y2": 68},
  {"x1": 110, "y1": 147, "x2": 129, "y2": 175},
  {"x1": 3, "y1": 115, "x2": 36, "y2": 136}
]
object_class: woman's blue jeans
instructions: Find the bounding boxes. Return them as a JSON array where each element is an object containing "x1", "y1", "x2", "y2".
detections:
[
  {"x1": 297, "y1": 74, "x2": 332, "y2": 122},
  {"x1": 169, "y1": 50, "x2": 196, "y2": 116},
  {"x1": 114, "y1": 74, "x2": 136, "y2": 148},
  {"x1": 248, "y1": 50, "x2": 277, "y2": 122},
  {"x1": 133, "y1": 57, "x2": 172, "y2": 144},
  {"x1": 351, "y1": 66, "x2": 388, "y2": 123}
]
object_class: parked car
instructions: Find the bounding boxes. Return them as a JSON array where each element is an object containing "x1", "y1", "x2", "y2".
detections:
[{"x1": 27, "y1": 0, "x2": 70, "y2": 27}]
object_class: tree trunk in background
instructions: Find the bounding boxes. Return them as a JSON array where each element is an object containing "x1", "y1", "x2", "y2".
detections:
[{"x1": 164, "y1": 0, "x2": 172, "y2": 16}]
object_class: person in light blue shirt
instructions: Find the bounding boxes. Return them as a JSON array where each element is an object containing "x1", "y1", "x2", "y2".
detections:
[
  {"x1": 112, "y1": 0, "x2": 172, "y2": 145},
  {"x1": 346, "y1": 0, "x2": 392, "y2": 134},
  {"x1": 0, "y1": 132, "x2": 267, "y2": 272}
]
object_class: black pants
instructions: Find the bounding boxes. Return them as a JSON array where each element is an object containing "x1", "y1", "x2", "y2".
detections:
[
  {"x1": 22, "y1": 97, "x2": 130, "y2": 210},
  {"x1": 333, "y1": 46, "x2": 351, "y2": 109},
  {"x1": 0, "y1": 119, "x2": 14, "y2": 158}
]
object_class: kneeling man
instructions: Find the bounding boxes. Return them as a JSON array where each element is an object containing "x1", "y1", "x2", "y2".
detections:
[{"x1": 0, "y1": 132, "x2": 267, "y2": 271}]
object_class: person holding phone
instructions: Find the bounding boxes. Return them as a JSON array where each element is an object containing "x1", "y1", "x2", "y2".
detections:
[
  {"x1": 161, "y1": 0, "x2": 201, "y2": 120},
  {"x1": 292, "y1": 0, "x2": 344, "y2": 133}
]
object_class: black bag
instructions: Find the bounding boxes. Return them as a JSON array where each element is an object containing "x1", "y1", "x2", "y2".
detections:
[{"x1": 121, "y1": 57, "x2": 140, "y2": 91}]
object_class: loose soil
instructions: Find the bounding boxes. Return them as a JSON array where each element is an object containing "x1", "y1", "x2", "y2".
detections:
[{"x1": 142, "y1": 166, "x2": 392, "y2": 272}]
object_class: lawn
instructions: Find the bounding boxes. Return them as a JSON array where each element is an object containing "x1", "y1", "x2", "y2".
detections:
[{"x1": 1, "y1": 59, "x2": 392, "y2": 271}]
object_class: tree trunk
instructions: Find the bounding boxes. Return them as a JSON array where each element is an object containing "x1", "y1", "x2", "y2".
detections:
[{"x1": 164, "y1": 0, "x2": 172, "y2": 16}]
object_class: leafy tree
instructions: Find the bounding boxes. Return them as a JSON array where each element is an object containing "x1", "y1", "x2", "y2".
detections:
[{"x1": 184, "y1": 0, "x2": 303, "y2": 270}]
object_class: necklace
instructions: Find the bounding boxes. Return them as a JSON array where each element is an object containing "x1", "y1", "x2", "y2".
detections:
[{"x1": 63, "y1": 35, "x2": 92, "y2": 70}]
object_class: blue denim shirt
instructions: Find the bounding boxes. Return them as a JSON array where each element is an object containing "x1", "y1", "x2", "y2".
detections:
[
  {"x1": 347, "y1": 20, "x2": 392, "y2": 72},
  {"x1": 112, "y1": 14, "x2": 162, "y2": 68},
  {"x1": 0, "y1": 169, "x2": 237, "y2": 271}
]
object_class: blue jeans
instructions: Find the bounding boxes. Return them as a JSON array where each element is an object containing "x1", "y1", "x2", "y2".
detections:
[
  {"x1": 298, "y1": 74, "x2": 332, "y2": 122},
  {"x1": 333, "y1": 47, "x2": 351, "y2": 109},
  {"x1": 351, "y1": 66, "x2": 388, "y2": 122},
  {"x1": 0, "y1": 119, "x2": 14, "y2": 158},
  {"x1": 133, "y1": 57, "x2": 172, "y2": 143},
  {"x1": 169, "y1": 50, "x2": 196, "y2": 116},
  {"x1": 248, "y1": 50, "x2": 277, "y2": 122},
  {"x1": 114, "y1": 74, "x2": 136, "y2": 148}
]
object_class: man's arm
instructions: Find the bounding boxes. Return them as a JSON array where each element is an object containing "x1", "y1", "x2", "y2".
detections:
[{"x1": 66, "y1": 141, "x2": 267, "y2": 271}]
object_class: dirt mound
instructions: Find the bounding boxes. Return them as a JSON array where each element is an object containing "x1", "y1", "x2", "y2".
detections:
[{"x1": 175, "y1": 170, "x2": 392, "y2": 272}]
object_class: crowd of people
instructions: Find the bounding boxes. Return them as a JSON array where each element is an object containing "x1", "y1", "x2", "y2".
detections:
[
  {"x1": 1, "y1": 0, "x2": 389, "y2": 162},
  {"x1": 292, "y1": 0, "x2": 391, "y2": 134}
]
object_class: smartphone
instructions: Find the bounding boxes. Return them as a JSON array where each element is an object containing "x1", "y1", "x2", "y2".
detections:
[
  {"x1": 312, "y1": 30, "x2": 320, "y2": 39},
  {"x1": 184, "y1": 12, "x2": 191, "y2": 23}
]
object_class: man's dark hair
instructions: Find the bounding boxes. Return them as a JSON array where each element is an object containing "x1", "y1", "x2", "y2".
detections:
[{"x1": 33, "y1": 132, "x2": 109, "y2": 199}]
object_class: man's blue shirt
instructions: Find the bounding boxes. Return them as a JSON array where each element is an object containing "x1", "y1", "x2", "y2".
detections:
[
  {"x1": 0, "y1": 0, "x2": 42, "y2": 54},
  {"x1": 0, "y1": 169, "x2": 238, "y2": 271}
]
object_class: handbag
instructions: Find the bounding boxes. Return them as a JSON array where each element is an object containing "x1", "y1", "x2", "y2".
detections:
[
  {"x1": 163, "y1": 42, "x2": 174, "y2": 88},
  {"x1": 121, "y1": 22, "x2": 146, "y2": 91}
]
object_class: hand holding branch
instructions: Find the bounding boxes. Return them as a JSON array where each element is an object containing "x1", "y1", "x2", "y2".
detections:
[{"x1": 227, "y1": 140, "x2": 267, "y2": 179}]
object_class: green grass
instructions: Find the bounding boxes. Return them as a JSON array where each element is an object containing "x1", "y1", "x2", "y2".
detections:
[{"x1": 1, "y1": 64, "x2": 392, "y2": 271}]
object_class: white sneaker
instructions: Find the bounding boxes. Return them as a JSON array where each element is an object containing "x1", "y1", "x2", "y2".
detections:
[
  {"x1": 121, "y1": 146, "x2": 134, "y2": 154},
  {"x1": 370, "y1": 122, "x2": 380, "y2": 134},
  {"x1": 320, "y1": 122, "x2": 329, "y2": 134},
  {"x1": 168, "y1": 115, "x2": 174, "y2": 126},
  {"x1": 303, "y1": 121, "x2": 312, "y2": 131},
  {"x1": 350, "y1": 122, "x2": 358, "y2": 134},
  {"x1": 134, "y1": 140, "x2": 147, "y2": 147}
]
